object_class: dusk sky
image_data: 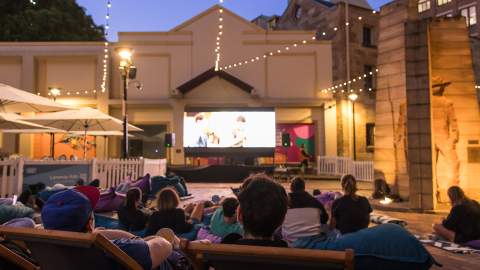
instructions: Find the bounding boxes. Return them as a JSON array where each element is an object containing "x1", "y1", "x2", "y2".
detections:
[{"x1": 76, "y1": 0, "x2": 391, "y2": 41}]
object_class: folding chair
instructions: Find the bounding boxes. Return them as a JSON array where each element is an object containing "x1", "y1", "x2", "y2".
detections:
[
  {"x1": 0, "y1": 226, "x2": 143, "y2": 270},
  {"x1": 181, "y1": 240, "x2": 354, "y2": 270}
]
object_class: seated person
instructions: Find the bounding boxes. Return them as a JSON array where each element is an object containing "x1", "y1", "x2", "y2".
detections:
[
  {"x1": 118, "y1": 188, "x2": 150, "y2": 232},
  {"x1": 222, "y1": 174, "x2": 288, "y2": 247},
  {"x1": 294, "y1": 223, "x2": 436, "y2": 270},
  {"x1": 41, "y1": 186, "x2": 172, "y2": 270},
  {"x1": 210, "y1": 197, "x2": 243, "y2": 238},
  {"x1": 433, "y1": 186, "x2": 480, "y2": 244},
  {"x1": 282, "y1": 177, "x2": 328, "y2": 245},
  {"x1": 145, "y1": 188, "x2": 204, "y2": 236},
  {"x1": 330, "y1": 174, "x2": 372, "y2": 234},
  {"x1": 89, "y1": 179, "x2": 100, "y2": 188}
]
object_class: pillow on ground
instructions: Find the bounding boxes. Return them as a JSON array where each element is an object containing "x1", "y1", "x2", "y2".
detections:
[
  {"x1": 293, "y1": 224, "x2": 435, "y2": 270},
  {"x1": 466, "y1": 239, "x2": 480, "y2": 249},
  {"x1": 0, "y1": 204, "x2": 35, "y2": 224}
]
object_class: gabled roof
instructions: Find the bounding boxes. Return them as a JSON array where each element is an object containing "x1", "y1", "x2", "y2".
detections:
[
  {"x1": 170, "y1": 5, "x2": 265, "y2": 32},
  {"x1": 330, "y1": 0, "x2": 372, "y2": 10},
  {"x1": 177, "y1": 68, "x2": 254, "y2": 95}
]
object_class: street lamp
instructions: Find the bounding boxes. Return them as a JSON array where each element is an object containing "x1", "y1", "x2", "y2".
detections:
[
  {"x1": 116, "y1": 47, "x2": 136, "y2": 158},
  {"x1": 348, "y1": 93, "x2": 358, "y2": 160},
  {"x1": 48, "y1": 87, "x2": 62, "y2": 101}
]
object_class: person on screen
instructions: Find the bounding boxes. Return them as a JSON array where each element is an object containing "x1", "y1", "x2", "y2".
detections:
[
  {"x1": 231, "y1": 115, "x2": 247, "y2": 147},
  {"x1": 191, "y1": 113, "x2": 208, "y2": 147}
]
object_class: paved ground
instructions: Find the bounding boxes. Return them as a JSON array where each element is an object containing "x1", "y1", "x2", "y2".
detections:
[{"x1": 184, "y1": 181, "x2": 480, "y2": 270}]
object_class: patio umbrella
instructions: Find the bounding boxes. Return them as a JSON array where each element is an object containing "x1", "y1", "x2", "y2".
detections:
[
  {"x1": 22, "y1": 107, "x2": 142, "y2": 159},
  {"x1": 0, "y1": 83, "x2": 72, "y2": 113},
  {"x1": 0, "y1": 113, "x2": 47, "y2": 130}
]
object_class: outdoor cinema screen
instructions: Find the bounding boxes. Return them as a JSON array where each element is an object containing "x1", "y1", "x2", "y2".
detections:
[{"x1": 183, "y1": 109, "x2": 275, "y2": 149}]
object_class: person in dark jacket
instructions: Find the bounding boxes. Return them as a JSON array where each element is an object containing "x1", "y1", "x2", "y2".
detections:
[
  {"x1": 118, "y1": 188, "x2": 150, "y2": 231},
  {"x1": 434, "y1": 186, "x2": 480, "y2": 244},
  {"x1": 145, "y1": 188, "x2": 204, "y2": 236},
  {"x1": 288, "y1": 177, "x2": 328, "y2": 224}
]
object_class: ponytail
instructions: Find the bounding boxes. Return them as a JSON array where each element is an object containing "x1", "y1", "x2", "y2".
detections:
[
  {"x1": 341, "y1": 174, "x2": 358, "y2": 200},
  {"x1": 125, "y1": 188, "x2": 142, "y2": 211}
]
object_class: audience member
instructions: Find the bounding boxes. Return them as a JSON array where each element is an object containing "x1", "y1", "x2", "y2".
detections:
[
  {"x1": 330, "y1": 174, "x2": 372, "y2": 234},
  {"x1": 145, "y1": 188, "x2": 204, "y2": 236},
  {"x1": 118, "y1": 188, "x2": 150, "y2": 232},
  {"x1": 282, "y1": 177, "x2": 328, "y2": 245},
  {"x1": 222, "y1": 174, "x2": 288, "y2": 247},
  {"x1": 89, "y1": 179, "x2": 100, "y2": 188},
  {"x1": 210, "y1": 197, "x2": 243, "y2": 238},
  {"x1": 41, "y1": 186, "x2": 172, "y2": 270},
  {"x1": 75, "y1": 179, "x2": 85, "y2": 187},
  {"x1": 433, "y1": 186, "x2": 480, "y2": 244}
]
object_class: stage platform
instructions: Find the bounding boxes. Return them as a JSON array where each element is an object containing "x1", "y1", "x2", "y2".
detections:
[{"x1": 169, "y1": 165, "x2": 274, "y2": 183}]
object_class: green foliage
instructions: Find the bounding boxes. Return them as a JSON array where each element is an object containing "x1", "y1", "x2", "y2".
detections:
[{"x1": 0, "y1": 0, "x2": 105, "y2": 41}]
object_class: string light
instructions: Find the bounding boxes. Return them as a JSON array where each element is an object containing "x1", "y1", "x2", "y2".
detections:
[
  {"x1": 101, "y1": 0, "x2": 112, "y2": 92},
  {"x1": 29, "y1": 0, "x2": 37, "y2": 5},
  {"x1": 475, "y1": 85, "x2": 480, "y2": 89},
  {"x1": 222, "y1": 35, "x2": 318, "y2": 71},
  {"x1": 36, "y1": 89, "x2": 98, "y2": 98},
  {"x1": 321, "y1": 69, "x2": 379, "y2": 93},
  {"x1": 215, "y1": 1, "x2": 224, "y2": 71}
]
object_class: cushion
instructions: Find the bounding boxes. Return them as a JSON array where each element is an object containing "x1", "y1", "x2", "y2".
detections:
[
  {"x1": 0, "y1": 204, "x2": 35, "y2": 224},
  {"x1": 294, "y1": 224, "x2": 435, "y2": 269},
  {"x1": 196, "y1": 227, "x2": 222, "y2": 243}
]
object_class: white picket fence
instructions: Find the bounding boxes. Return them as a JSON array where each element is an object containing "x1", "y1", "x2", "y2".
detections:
[
  {"x1": 317, "y1": 156, "x2": 374, "y2": 181},
  {"x1": 0, "y1": 158, "x2": 167, "y2": 197}
]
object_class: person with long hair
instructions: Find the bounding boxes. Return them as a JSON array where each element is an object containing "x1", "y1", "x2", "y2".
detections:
[
  {"x1": 118, "y1": 188, "x2": 150, "y2": 231},
  {"x1": 145, "y1": 188, "x2": 204, "y2": 236},
  {"x1": 433, "y1": 186, "x2": 480, "y2": 243},
  {"x1": 330, "y1": 174, "x2": 372, "y2": 234}
]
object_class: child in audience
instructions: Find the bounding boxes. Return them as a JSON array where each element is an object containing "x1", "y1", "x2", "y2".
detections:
[
  {"x1": 330, "y1": 174, "x2": 372, "y2": 234},
  {"x1": 433, "y1": 186, "x2": 480, "y2": 244},
  {"x1": 118, "y1": 187, "x2": 150, "y2": 232},
  {"x1": 41, "y1": 186, "x2": 172, "y2": 270},
  {"x1": 210, "y1": 197, "x2": 243, "y2": 238},
  {"x1": 145, "y1": 188, "x2": 204, "y2": 236},
  {"x1": 222, "y1": 174, "x2": 288, "y2": 247},
  {"x1": 282, "y1": 177, "x2": 328, "y2": 245}
]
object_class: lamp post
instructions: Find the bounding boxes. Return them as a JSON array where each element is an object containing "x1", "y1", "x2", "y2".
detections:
[
  {"x1": 348, "y1": 93, "x2": 358, "y2": 160},
  {"x1": 116, "y1": 48, "x2": 134, "y2": 158}
]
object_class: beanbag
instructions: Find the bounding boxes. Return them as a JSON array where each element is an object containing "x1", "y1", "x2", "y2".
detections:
[
  {"x1": 3, "y1": 217, "x2": 35, "y2": 228},
  {"x1": 196, "y1": 227, "x2": 222, "y2": 243},
  {"x1": 0, "y1": 204, "x2": 35, "y2": 224},
  {"x1": 294, "y1": 224, "x2": 436, "y2": 270},
  {"x1": 150, "y1": 176, "x2": 188, "y2": 197},
  {"x1": 37, "y1": 188, "x2": 67, "y2": 203},
  {"x1": 132, "y1": 175, "x2": 151, "y2": 195},
  {"x1": 466, "y1": 239, "x2": 480, "y2": 250},
  {"x1": 94, "y1": 188, "x2": 126, "y2": 213}
]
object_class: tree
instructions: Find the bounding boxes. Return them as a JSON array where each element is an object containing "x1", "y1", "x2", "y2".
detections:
[{"x1": 0, "y1": 0, "x2": 105, "y2": 41}]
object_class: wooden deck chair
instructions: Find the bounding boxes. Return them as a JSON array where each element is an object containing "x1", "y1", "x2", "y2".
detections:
[
  {"x1": 180, "y1": 240, "x2": 355, "y2": 270},
  {"x1": 0, "y1": 237, "x2": 39, "y2": 270},
  {"x1": 0, "y1": 226, "x2": 143, "y2": 270}
]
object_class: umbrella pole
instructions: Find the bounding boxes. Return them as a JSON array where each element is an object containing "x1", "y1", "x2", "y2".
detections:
[
  {"x1": 104, "y1": 135, "x2": 108, "y2": 159},
  {"x1": 50, "y1": 133, "x2": 55, "y2": 159},
  {"x1": 83, "y1": 123, "x2": 88, "y2": 160}
]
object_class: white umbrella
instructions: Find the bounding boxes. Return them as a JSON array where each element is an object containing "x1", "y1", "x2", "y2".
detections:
[
  {"x1": 0, "y1": 113, "x2": 47, "y2": 130},
  {"x1": 0, "y1": 83, "x2": 72, "y2": 113},
  {"x1": 22, "y1": 107, "x2": 142, "y2": 159}
]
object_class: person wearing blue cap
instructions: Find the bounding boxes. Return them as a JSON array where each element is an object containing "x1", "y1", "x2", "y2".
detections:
[{"x1": 41, "y1": 186, "x2": 172, "y2": 270}]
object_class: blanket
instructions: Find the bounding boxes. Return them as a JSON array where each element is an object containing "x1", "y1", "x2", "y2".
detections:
[
  {"x1": 370, "y1": 213, "x2": 408, "y2": 227},
  {"x1": 415, "y1": 235, "x2": 480, "y2": 254}
]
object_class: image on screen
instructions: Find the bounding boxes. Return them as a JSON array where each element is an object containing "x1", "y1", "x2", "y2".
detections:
[{"x1": 184, "y1": 111, "x2": 275, "y2": 148}]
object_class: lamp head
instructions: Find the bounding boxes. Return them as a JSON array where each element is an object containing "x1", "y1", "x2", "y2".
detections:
[
  {"x1": 49, "y1": 87, "x2": 62, "y2": 97},
  {"x1": 117, "y1": 48, "x2": 133, "y2": 60},
  {"x1": 348, "y1": 93, "x2": 358, "y2": 102}
]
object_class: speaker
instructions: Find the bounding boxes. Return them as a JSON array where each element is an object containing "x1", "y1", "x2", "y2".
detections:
[
  {"x1": 165, "y1": 133, "x2": 175, "y2": 148},
  {"x1": 281, "y1": 133, "x2": 291, "y2": 147}
]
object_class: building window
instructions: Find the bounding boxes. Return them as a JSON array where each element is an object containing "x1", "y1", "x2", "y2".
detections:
[
  {"x1": 418, "y1": 0, "x2": 431, "y2": 13},
  {"x1": 366, "y1": 123, "x2": 375, "y2": 150},
  {"x1": 364, "y1": 65, "x2": 374, "y2": 90},
  {"x1": 362, "y1": 26, "x2": 373, "y2": 47},
  {"x1": 437, "y1": 0, "x2": 451, "y2": 6},
  {"x1": 461, "y1": 6, "x2": 477, "y2": 26},
  {"x1": 295, "y1": 5, "x2": 302, "y2": 20}
]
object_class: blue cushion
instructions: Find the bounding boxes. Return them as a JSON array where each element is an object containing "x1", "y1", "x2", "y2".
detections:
[
  {"x1": 294, "y1": 224, "x2": 434, "y2": 267},
  {"x1": 0, "y1": 205, "x2": 35, "y2": 224}
]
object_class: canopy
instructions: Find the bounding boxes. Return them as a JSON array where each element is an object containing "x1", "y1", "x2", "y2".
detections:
[
  {"x1": 0, "y1": 83, "x2": 72, "y2": 113},
  {"x1": 0, "y1": 113, "x2": 47, "y2": 130}
]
